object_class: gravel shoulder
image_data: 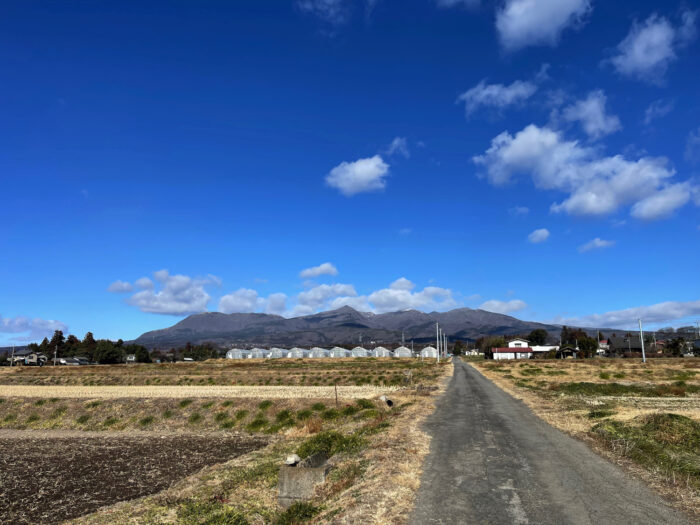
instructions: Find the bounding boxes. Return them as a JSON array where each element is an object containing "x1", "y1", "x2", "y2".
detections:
[{"x1": 410, "y1": 358, "x2": 691, "y2": 525}]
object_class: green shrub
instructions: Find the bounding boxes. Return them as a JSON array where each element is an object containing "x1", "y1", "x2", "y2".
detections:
[
  {"x1": 163, "y1": 409, "x2": 174, "y2": 419},
  {"x1": 86, "y1": 400, "x2": 101, "y2": 408},
  {"x1": 179, "y1": 399, "x2": 193, "y2": 408},
  {"x1": 258, "y1": 400, "x2": 273, "y2": 411},
  {"x1": 139, "y1": 415, "x2": 155, "y2": 426},
  {"x1": 296, "y1": 409, "x2": 313, "y2": 421},
  {"x1": 356, "y1": 399, "x2": 374, "y2": 410},
  {"x1": 321, "y1": 408, "x2": 339, "y2": 420},
  {"x1": 311, "y1": 402, "x2": 326, "y2": 412},
  {"x1": 49, "y1": 407, "x2": 67, "y2": 419},
  {"x1": 613, "y1": 372, "x2": 626, "y2": 379},
  {"x1": 27, "y1": 413, "x2": 40, "y2": 423},
  {"x1": 235, "y1": 409, "x2": 249, "y2": 420},
  {"x1": 220, "y1": 420, "x2": 235, "y2": 429},
  {"x1": 188, "y1": 412, "x2": 202, "y2": 425},
  {"x1": 599, "y1": 372, "x2": 611, "y2": 380},
  {"x1": 177, "y1": 500, "x2": 249, "y2": 525},
  {"x1": 222, "y1": 400, "x2": 234, "y2": 407},
  {"x1": 76, "y1": 414, "x2": 91, "y2": 424},
  {"x1": 34, "y1": 399, "x2": 46, "y2": 406},
  {"x1": 3, "y1": 413, "x2": 16, "y2": 423},
  {"x1": 296, "y1": 430, "x2": 366, "y2": 459},
  {"x1": 103, "y1": 416, "x2": 119, "y2": 427},
  {"x1": 202, "y1": 401, "x2": 214, "y2": 409},
  {"x1": 275, "y1": 409, "x2": 293, "y2": 422},
  {"x1": 246, "y1": 415, "x2": 268, "y2": 432},
  {"x1": 214, "y1": 411, "x2": 229, "y2": 422},
  {"x1": 587, "y1": 409, "x2": 615, "y2": 419},
  {"x1": 341, "y1": 405, "x2": 359, "y2": 417},
  {"x1": 275, "y1": 501, "x2": 320, "y2": 524}
]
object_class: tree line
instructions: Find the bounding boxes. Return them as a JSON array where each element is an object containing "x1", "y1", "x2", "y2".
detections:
[{"x1": 25, "y1": 331, "x2": 151, "y2": 364}]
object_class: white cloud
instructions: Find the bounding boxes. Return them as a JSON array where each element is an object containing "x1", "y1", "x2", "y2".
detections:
[
  {"x1": 479, "y1": 299, "x2": 527, "y2": 314},
  {"x1": 630, "y1": 183, "x2": 691, "y2": 220},
  {"x1": 299, "y1": 262, "x2": 339, "y2": 279},
  {"x1": 528, "y1": 228, "x2": 550, "y2": 243},
  {"x1": 435, "y1": 0, "x2": 479, "y2": 7},
  {"x1": 644, "y1": 99, "x2": 674, "y2": 125},
  {"x1": 508, "y1": 206, "x2": 529, "y2": 216},
  {"x1": 578, "y1": 237, "x2": 615, "y2": 253},
  {"x1": 473, "y1": 123, "x2": 697, "y2": 220},
  {"x1": 562, "y1": 90, "x2": 621, "y2": 140},
  {"x1": 0, "y1": 315, "x2": 68, "y2": 342},
  {"x1": 386, "y1": 137, "x2": 410, "y2": 158},
  {"x1": 686, "y1": 127, "x2": 700, "y2": 164},
  {"x1": 458, "y1": 79, "x2": 538, "y2": 117},
  {"x1": 297, "y1": 0, "x2": 349, "y2": 26},
  {"x1": 107, "y1": 280, "x2": 133, "y2": 293},
  {"x1": 325, "y1": 155, "x2": 390, "y2": 196},
  {"x1": 557, "y1": 299, "x2": 700, "y2": 329},
  {"x1": 367, "y1": 280, "x2": 457, "y2": 313},
  {"x1": 218, "y1": 289, "x2": 287, "y2": 315},
  {"x1": 610, "y1": 11, "x2": 697, "y2": 83},
  {"x1": 297, "y1": 283, "x2": 358, "y2": 311},
  {"x1": 496, "y1": 0, "x2": 591, "y2": 51},
  {"x1": 389, "y1": 277, "x2": 415, "y2": 291},
  {"x1": 124, "y1": 270, "x2": 218, "y2": 315}
]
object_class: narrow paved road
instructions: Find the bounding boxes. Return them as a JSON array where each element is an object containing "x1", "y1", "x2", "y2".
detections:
[{"x1": 410, "y1": 358, "x2": 690, "y2": 525}]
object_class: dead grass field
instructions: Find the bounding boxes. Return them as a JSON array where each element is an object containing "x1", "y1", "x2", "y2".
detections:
[
  {"x1": 2, "y1": 358, "x2": 451, "y2": 524},
  {"x1": 471, "y1": 357, "x2": 700, "y2": 518},
  {"x1": 0, "y1": 358, "x2": 442, "y2": 387}
]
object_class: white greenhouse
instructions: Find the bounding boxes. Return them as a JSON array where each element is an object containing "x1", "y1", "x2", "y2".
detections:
[
  {"x1": 226, "y1": 348, "x2": 249, "y2": 359},
  {"x1": 249, "y1": 348, "x2": 270, "y2": 359},
  {"x1": 420, "y1": 346, "x2": 438, "y2": 358},
  {"x1": 287, "y1": 347, "x2": 309, "y2": 358},
  {"x1": 372, "y1": 346, "x2": 393, "y2": 358},
  {"x1": 351, "y1": 346, "x2": 369, "y2": 357},
  {"x1": 310, "y1": 347, "x2": 330, "y2": 358},
  {"x1": 330, "y1": 347, "x2": 351, "y2": 358},
  {"x1": 269, "y1": 347, "x2": 287, "y2": 359},
  {"x1": 394, "y1": 346, "x2": 413, "y2": 358}
]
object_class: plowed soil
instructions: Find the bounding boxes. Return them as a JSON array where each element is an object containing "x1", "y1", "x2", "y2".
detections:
[{"x1": 0, "y1": 431, "x2": 267, "y2": 524}]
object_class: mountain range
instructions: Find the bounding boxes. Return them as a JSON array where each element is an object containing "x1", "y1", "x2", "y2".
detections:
[{"x1": 133, "y1": 306, "x2": 564, "y2": 349}]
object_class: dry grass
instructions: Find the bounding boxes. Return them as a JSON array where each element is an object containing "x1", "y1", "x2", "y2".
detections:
[
  {"x1": 471, "y1": 357, "x2": 700, "y2": 518},
  {"x1": 0, "y1": 358, "x2": 443, "y2": 387}
]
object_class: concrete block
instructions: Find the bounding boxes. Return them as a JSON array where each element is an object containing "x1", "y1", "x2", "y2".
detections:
[{"x1": 278, "y1": 453, "x2": 330, "y2": 508}]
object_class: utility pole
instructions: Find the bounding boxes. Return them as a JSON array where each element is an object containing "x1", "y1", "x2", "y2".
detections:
[
  {"x1": 639, "y1": 319, "x2": 646, "y2": 363},
  {"x1": 443, "y1": 333, "x2": 447, "y2": 358},
  {"x1": 436, "y1": 323, "x2": 440, "y2": 364},
  {"x1": 10, "y1": 346, "x2": 15, "y2": 367},
  {"x1": 54, "y1": 344, "x2": 58, "y2": 366}
]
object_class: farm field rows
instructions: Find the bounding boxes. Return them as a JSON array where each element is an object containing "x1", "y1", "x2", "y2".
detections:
[
  {"x1": 0, "y1": 358, "x2": 451, "y2": 524},
  {"x1": 470, "y1": 357, "x2": 700, "y2": 518},
  {"x1": 0, "y1": 358, "x2": 441, "y2": 387}
]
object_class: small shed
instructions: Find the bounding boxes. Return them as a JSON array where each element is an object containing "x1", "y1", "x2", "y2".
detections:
[
  {"x1": 420, "y1": 346, "x2": 438, "y2": 358},
  {"x1": 394, "y1": 346, "x2": 413, "y2": 358},
  {"x1": 372, "y1": 346, "x2": 393, "y2": 358},
  {"x1": 330, "y1": 347, "x2": 351, "y2": 358},
  {"x1": 492, "y1": 347, "x2": 533, "y2": 360},
  {"x1": 351, "y1": 346, "x2": 369, "y2": 357},
  {"x1": 310, "y1": 347, "x2": 330, "y2": 358},
  {"x1": 287, "y1": 347, "x2": 309, "y2": 358}
]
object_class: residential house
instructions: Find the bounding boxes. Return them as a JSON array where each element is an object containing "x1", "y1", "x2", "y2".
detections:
[{"x1": 492, "y1": 347, "x2": 533, "y2": 360}]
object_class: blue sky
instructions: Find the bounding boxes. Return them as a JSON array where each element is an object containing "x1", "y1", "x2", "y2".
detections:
[{"x1": 2, "y1": 0, "x2": 700, "y2": 344}]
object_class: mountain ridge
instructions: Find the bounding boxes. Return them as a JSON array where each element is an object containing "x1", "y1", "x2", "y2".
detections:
[{"x1": 133, "y1": 306, "x2": 564, "y2": 348}]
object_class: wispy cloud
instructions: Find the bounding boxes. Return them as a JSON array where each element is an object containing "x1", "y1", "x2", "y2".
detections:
[
  {"x1": 562, "y1": 90, "x2": 621, "y2": 140},
  {"x1": 528, "y1": 228, "x2": 550, "y2": 243},
  {"x1": 556, "y1": 299, "x2": 700, "y2": 329},
  {"x1": 325, "y1": 155, "x2": 390, "y2": 196},
  {"x1": 644, "y1": 99, "x2": 674, "y2": 125},
  {"x1": 386, "y1": 137, "x2": 410, "y2": 158},
  {"x1": 299, "y1": 262, "x2": 339, "y2": 278},
  {"x1": 0, "y1": 315, "x2": 68, "y2": 342},
  {"x1": 479, "y1": 299, "x2": 527, "y2": 314},
  {"x1": 578, "y1": 238, "x2": 615, "y2": 253}
]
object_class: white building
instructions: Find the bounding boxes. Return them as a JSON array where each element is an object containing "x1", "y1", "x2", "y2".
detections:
[
  {"x1": 226, "y1": 348, "x2": 249, "y2": 359},
  {"x1": 351, "y1": 346, "x2": 369, "y2": 357},
  {"x1": 249, "y1": 348, "x2": 269, "y2": 359},
  {"x1": 287, "y1": 347, "x2": 308, "y2": 358},
  {"x1": 372, "y1": 347, "x2": 393, "y2": 358},
  {"x1": 394, "y1": 346, "x2": 413, "y2": 358},
  {"x1": 507, "y1": 338, "x2": 530, "y2": 348},
  {"x1": 310, "y1": 347, "x2": 330, "y2": 358},
  {"x1": 420, "y1": 346, "x2": 438, "y2": 358},
  {"x1": 330, "y1": 347, "x2": 351, "y2": 358},
  {"x1": 531, "y1": 345, "x2": 559, "y2": 356},
  {"x1": 269, "y1": 347, "x2": 287, "y2": 359},
  {"x1": 492, "y1": 347, "x2": 533, "y2": 360}
]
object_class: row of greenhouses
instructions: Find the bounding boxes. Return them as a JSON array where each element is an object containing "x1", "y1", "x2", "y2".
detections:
[{"x1": 225, "y1": 345, "x2": 439, "y2": 359}]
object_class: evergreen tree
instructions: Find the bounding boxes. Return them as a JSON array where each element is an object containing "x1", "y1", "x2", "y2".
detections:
[
  {"x1": 49, "y1": 330, "x2": 66, "y2": 357},
  {"x1": 527, "y1": 329, "x2": 548, "y2": 346}
]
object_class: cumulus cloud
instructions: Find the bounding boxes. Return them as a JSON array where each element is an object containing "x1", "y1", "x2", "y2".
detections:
[
  {"x1": 0, "y1": 315, "x2": 68, "y2": 342},
  {"x1": 107, "y1": 280, "x2": 133, "y2": 293},
  {"x1": 562, "y1": 90, "x2": 621, "y2": 140},
  {"x1": 458, "y1": 79, "x2": 538, "y2": 117},
  {"x1": 528, "y1": 228, "x2": 550, "y2": 243},
  {"x1": 297, "y1": 0, "x2": 350, "y2": 26},
  {"x1": 123, "y1": 270, "x2": 218, "y2": 315},
  {"x1": 297, "y1": 283, "x2": 359, "y2": 311},
  {"x1": 325, "y1": 155, "x2": 390, "y2": 196},
  {"x1": 473, "y1": 123, "x2": 697, "y2": 220},
  {"x1": 299, "y1": 262, "x2": 339, "y2": 279},
  {"x1": 578, "y1": 237, "x2": 615, "y2": 253},
  {"x1": 496, "y1": 0, "x2": 591, "y2": 51},
  {"x1": 644, "y1": 99, "x2": 674, "y2": 125},
  {"x1": 366, "y1": 279, "x2": 457, "y2": 313},
  {"x1": 479, "y1": 299, "x2": 527, "y2": 314},
  {"x1": 218, "y1": 289, "x2": 287, "y2": 315},
  {"x1": 557, "y1": 299, "x2": 700, "y2": 329},
  {"x1": 610, "y1": 11, "x2": 697, "y2": 83},
  {"x1": 386, "y1": 137, "x2": 410, "y2": 158}
]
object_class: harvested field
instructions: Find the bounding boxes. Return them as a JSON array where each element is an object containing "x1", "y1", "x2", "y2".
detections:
[
  {"x1": 471, "y1": 357, "x2": 700, "y2": 517},
  {"x1": 0, "y1": 358, "x2": 442, "y2": 387},
  {"x1": 0, "y1": 384, "x2": 396, "y2": 399},
  {"x1": 0, "y1": 431, "x2": 267, "y2": 525}
]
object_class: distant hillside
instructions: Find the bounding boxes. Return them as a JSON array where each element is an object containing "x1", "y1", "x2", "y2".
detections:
[{"x1": 133, "y1": 306, "x2": 563, "y2": 348}]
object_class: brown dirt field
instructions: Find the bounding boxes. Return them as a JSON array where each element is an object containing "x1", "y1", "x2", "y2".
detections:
[
  {"x1": 0, "y1": 432, "x2": 268, "y2": 525},
  {"x1": 0, "y1": 358, "x2": 442, "y2": 387}
]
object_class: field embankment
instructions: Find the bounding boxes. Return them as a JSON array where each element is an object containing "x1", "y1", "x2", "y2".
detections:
[{"x1": 470, "y1": 357, "x2": 700, "y2": 518}]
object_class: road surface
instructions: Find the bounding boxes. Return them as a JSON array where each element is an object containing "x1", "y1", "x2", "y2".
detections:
[{"x1": 410, "y1": 358, "x2": 690, "y2": 525}]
